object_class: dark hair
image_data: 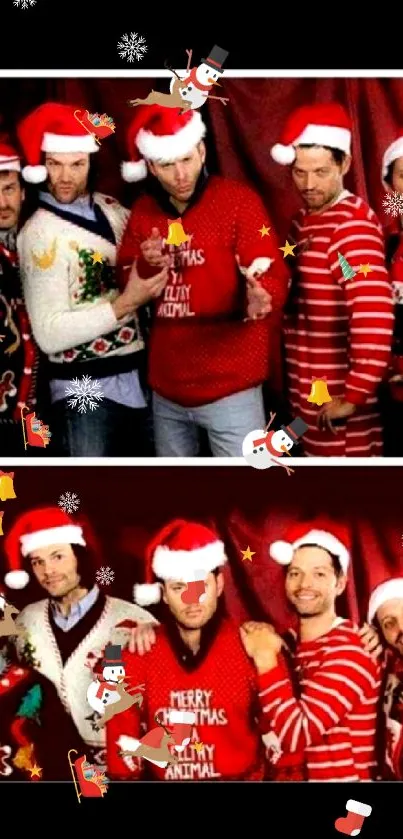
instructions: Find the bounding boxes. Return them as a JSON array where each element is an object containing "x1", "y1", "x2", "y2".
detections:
[
  {"x1": 296, "y1": 144, "x2": 347, "y2": 166},
  {"x1": 72, "y1": 543, "x2": 97, "y2": 590},
  {"x1": 290, "y1": 543, "x2": 344, "y2": 577},
  {"x1": 384, "y1": 161, "x2": 396, "y2": 187}
]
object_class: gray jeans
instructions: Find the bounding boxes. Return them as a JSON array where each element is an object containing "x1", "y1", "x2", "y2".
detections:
[{"x1": 153, "y1": 386, "x2": 265, "y2": 457}]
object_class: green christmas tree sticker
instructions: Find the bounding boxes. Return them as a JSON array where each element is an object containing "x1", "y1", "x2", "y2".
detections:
[
  {"x1": 338, "y1": 251, "x2": 356, "y2": 282},
  {"x1": 17, "y1": 684, "x2": 43, "y2": 725}
]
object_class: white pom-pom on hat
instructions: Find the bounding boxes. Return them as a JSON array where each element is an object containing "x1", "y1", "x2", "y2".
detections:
[
  {"x1": 270, "y1": 144, "x2": 296, "y2": 165},
  {"x1": 4, "y1": 569, "x2": 30, "y2": 590},
  {"x1": 133, "y1": 582, "x2": 162, "y2": 606},
  {"x1": 22, "y1": 164, "x2": 48, "y2": 184},
  {"x1": 121, "y1": 159, "x2": 148, "y2": 183},
  {"x1": 269, "y1": 540, "x2": 294, "y2": 565}
]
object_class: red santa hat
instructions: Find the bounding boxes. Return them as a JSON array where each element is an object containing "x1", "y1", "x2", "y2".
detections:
[
  {"x1": 271, "y1": 103, "x2": 352, "y2": 166},
  {"x1": 16, "y1": 102, "x2": 99, "y2": 184},
  {"x1": 3, "y1": 506, "x2": 86, "y2": 590},
  {"x1": 269, "y1": 517, "x2": 351, "y2": 575},
  {"x1": 367, "y1": 577, "x2": 403, "y2": 624},
  {"x1": 121, "y1": 104, "x2": 207, "y2": 183},
  {"x1": 382, "y1": 131, "x2": 403, "y2": 182},
  {"x1": 0, "y1": 142, "x2": 21, "y2": 174},
  {"x1": 134, "y1": 519, "x2": 227, "y2": 606}
]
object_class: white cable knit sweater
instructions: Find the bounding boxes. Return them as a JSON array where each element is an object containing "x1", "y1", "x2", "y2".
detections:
[
  {"x1": 17, "y1": 193, "x2": 144, "y2": 374},
  {"x1": 15, "y1": 596, "x2": 157, "y2": 751}
]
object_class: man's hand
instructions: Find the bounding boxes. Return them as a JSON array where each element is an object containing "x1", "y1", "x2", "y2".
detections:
[
  {"x1": 140, "y1": 227, "x2": 171, "y2": 269},
  {"x1": 358, "y1": 622, "x2": 384, "y2": 662},
  {"x1": 128, "y1": 622, "x2": 157, "y2": 655},
  {"x1": 317, "y1": 397, "x2": 356, "y2": 434},
  {"x1": 239, "y1": 621, "x2": 282, "y2": 673},
  {"x1": 112, "y1": 261, "x2": 169, "y2": 319},
  {"x1": 246, "y1": 277, "x2": 272, "y2": 320}
]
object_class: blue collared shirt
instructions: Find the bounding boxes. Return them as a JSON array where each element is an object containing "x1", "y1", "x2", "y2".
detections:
[{"x1": 50, "y1": 584, "x2": 100, "y2": 632}]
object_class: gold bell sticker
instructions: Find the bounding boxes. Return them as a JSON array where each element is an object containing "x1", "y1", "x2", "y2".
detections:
[
  {"x1": 307, "y1": 377, "x2": 333, "y2": 407},
  {"x1": 164, "y1": 219, "x2": 190, "y2": 247}
]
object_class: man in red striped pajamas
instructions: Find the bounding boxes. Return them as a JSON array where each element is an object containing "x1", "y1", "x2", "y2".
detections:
[
  {"x1": 271, "y1": 103, "x2": 394, "y2": 456},
  {"x1": 240, "y1": 519, "x2": 382, "y2": 781}
]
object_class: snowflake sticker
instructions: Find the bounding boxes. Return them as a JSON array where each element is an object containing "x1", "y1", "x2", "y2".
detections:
[
  {"x1": 58, "y1": 492, "x2": 80, "y2": 514},
  {"x1": 65, "y1": 375, "x2": 104, "y2": 414},
  {"x1": 117, "y1": 32, "x2": 147, "y2": 63},
  {"x1": 13, "y1": 0, "x2": 36, "y2": 7},
  {"x1": 96, "y1": 566, "x2": 115, "y2": 586},
  {"x1": 383, "y1": 191, "x2": 403, "y2": 217}
]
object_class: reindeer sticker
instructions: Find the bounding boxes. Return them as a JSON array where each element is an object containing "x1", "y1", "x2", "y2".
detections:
[{"x1": 0, "y1": 594, "x2": 27, "y2": 640}]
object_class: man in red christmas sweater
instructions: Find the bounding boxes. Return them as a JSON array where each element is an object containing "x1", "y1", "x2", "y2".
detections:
[
  {"x1": 0, "y1": 141, "x2": 37, "y2": 455},
  {"x1": 367, "y1": 578, "x2": 403, "y2": 779},
  {"x1": 271, "y1": 102, "x2": 394, "y2": 456},
  {"x1": 106, "y1": 519, "x2": 274, "y2": 781},
  {"x1": 240, "y1": 519, "x2": 382, "y2": 782},
  {"x1": 117, "y1": 105, "x2": 290, "y2": 456}
]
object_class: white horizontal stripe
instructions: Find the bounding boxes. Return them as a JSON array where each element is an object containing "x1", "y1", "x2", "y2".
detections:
[
  {"x1": 285, "y1": 345, "x2": 347, "y2": 353},
  {"x1": 307, "y1": 759, "x2": 355, "y2": 768},
  {"x1": 350, "y1": 312, "x2": 394, "y2": 319},
  {"x1": 300, "y1": 282, "x2": 341, "y2": 289},
  {"x1": 355, "y1": 762, "x2": 377, "y2": 768},
  {"x1": 351, "y1": 328, "x2": 393, "y2": 334},
  {"x1": 285, "y1": 315, "x2": 349, "y2": 322},
  {"x1": 351, "y1": 746, "x2": 376, "y2": 753},
  {"x1": 335, "y1": 219, "x2": 382, "y2": 232},
  {"x1": 347, "y1": 296, "x2": 393, "y2": 303},
  {"x1": 310, "y1": 742, "x2": 352, "y2": 751},
  {"x1": 354, "y1": 358, "x2": 389, "y2": 367},
  {"x1": 287, "y1": 360, "x2": 349, "y2": 369},
  {"x1": 343, "y1": 281, "x2": 392, "y2": 291},
  {"x1": 350, "y1": 344, "x2": 391, "y2": 351},
  {"x1": 312, "y1": 776, "x2": 360, "y2": 782}
]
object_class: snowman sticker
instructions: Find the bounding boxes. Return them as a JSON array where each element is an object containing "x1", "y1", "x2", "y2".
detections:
[
  {"x1": 168, "y1": 45, "x2": 230, "y2": 111},
  {"x1": 242, "y1": 414, "x2": 308, "y2": 472},
  {"x1": 87, "y1": 644, "x2": 126, "y2": 718}
]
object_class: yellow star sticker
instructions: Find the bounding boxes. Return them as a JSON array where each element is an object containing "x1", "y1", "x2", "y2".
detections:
[
  {"x1": 259, "y1": 225, "x2": 271, "y2": 237},
  {"x1": 279, "y1": 240, "x2": 297, "y2": 258},
  {"x1": 29, "y1": 764, "x2": 42, "y2": 779},
  {"x1": 193, "y1": 742, "x2": 204, "y2": 753},
  {"x1": 92, "y1": 252, "x2": 104, "y2": 265},
  {"x1": 358, "y1": 263, "x2": 372, "y2": 277},
  {"x1": 241, "y1": 546, "x2": 255, "y2": 562}
]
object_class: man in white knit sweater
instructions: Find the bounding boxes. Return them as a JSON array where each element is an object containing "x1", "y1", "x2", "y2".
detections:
[
  {"x1": 3, "y1": 505, "x2": 158, "y2": 772},
  {"x1": 16, "y1": 102, "x2": 169, "y2": 456}
]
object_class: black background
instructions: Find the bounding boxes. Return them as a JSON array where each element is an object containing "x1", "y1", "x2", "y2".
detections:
[
  {"x1": 0, "y1": 3, "x2": 392, "y2": 70},
  {"x1": 2, "y1": 779, "x2": 397, "y2": 833}
]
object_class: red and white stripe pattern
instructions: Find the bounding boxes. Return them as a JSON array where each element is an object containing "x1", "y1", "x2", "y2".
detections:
[
  {"x1": 258, "y1": 620, "x2": 381, "y2": 781},
  {"x1": 284, "y1": 192, "x2": 394, "y2": 455}
]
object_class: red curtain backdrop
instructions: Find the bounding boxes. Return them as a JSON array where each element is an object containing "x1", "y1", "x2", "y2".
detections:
[
  {"x1": 1, "y1": 77, "x2": 403, "y2": 238},
  {"x1": 1, "y1": 466, "x2": 402, "y2": 636}
]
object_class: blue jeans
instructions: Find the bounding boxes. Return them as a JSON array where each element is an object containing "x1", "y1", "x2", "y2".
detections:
[
  {"x1": 153, "y1": 386, "x2": 265, "y2": 457},
  {"x1": 50, "y1": 398, "x2": 154, "y2": 456}
]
